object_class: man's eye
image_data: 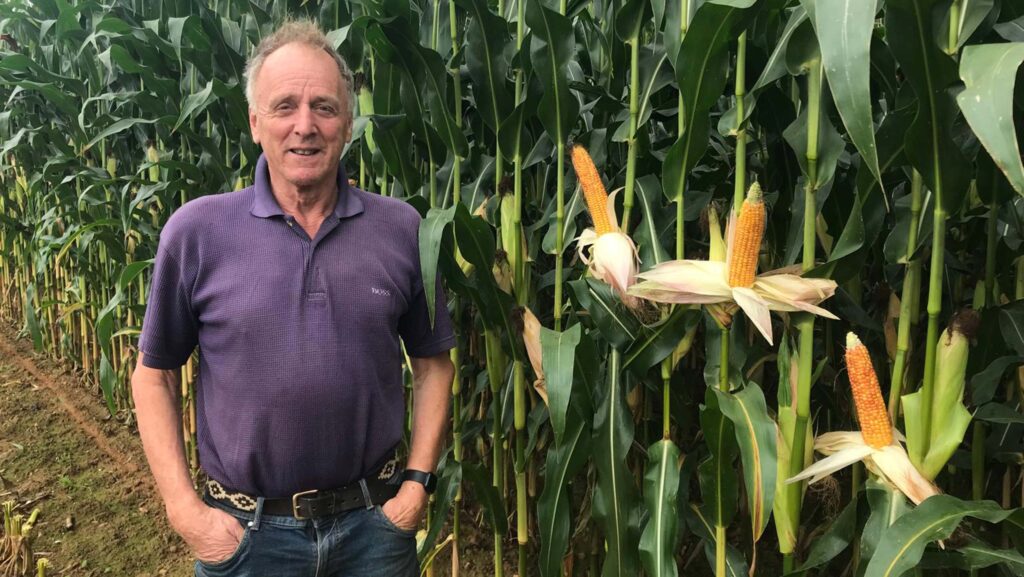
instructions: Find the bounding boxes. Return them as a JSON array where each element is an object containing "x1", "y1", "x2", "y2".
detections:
[{"x1": 317, "y1": 104, "x2": 337, "y2": 114}]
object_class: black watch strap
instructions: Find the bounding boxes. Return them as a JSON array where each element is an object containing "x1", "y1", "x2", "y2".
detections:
[{"x1": 401, "y1": 469, "x2": 437, "y2": 494}]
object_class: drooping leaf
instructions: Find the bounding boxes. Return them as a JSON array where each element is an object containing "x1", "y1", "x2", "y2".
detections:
[
  {"x1": 957, "y1": 43, "x2": 1024, "y2": 197},
  {"x1": 419, "y1": 205, "x2": 458, "y2": 327},
  {"x1": 540, "y1": 322, "x2": 582, "y2": 445},
  {"x1": 568, "y1": 279, "x2": 643, "y2": 350},
  {"x1": 623, "y1": 305, "x2": 699, "y2": 375},
  {"x1": 1000, "y1": 300, "x2": 1024, "y2": 355},
  {"x1": 714, "y1": 383, "x2": 777, "y2": 540},
  {"x1": 865, "y1": 496, "x2": 1019, "y2": 577}
]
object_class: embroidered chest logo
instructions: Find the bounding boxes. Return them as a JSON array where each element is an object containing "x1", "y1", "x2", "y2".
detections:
[{"x1": 371, "y1": 287, "x2": 392, "y2": 297}]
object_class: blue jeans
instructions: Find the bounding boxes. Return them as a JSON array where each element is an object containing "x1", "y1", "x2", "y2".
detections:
[{"x1": 194, "y1": 493, "x2": 419, "y2": 577}]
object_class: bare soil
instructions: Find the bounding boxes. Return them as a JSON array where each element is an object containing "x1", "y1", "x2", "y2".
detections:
[{"x1": 0, "y1": 321, "x2": 193, "y2": 576}]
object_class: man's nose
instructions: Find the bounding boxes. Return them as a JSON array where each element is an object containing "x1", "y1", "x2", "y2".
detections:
[{"x1": 293, "y1": 105, "x2": 317, "y2": 136}]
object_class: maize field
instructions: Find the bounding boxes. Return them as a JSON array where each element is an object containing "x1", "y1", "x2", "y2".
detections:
[{"x1": 2, "y1": 0, "x2": 1024, "y2": 575}]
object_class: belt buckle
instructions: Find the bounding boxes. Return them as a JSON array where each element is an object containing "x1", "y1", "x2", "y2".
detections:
[{"x1": 292, "y1": 489, "x2": 318, "y2": 520}]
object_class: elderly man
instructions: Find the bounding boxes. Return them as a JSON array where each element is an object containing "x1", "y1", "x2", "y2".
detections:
[{"x1": 131, "y1": 20, "x2": 455, "y2": 576}]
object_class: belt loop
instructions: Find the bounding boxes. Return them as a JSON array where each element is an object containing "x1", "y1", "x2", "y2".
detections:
[
  {"x1": 251, "y1": 496, "x2": 265, "y2": 531},
  {"x1": 358, "y1": 479, "x2": 373, "y2": 510}
]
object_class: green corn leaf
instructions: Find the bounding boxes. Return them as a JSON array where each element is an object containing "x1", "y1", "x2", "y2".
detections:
[
  {"x1": 455, "y1": 0, "x2": 513, "y2": 136},
  {"x1": 98, "y1": 352, "x2": 118, "y2": 417},
  {"x1": 971, "y1": 355, "x2": 1024, "y2": 405},
  {"x1": 785, "y1": 491, "x2": 862, "y2": 576},
  {"x1": 462, "y1": 462, "x2": 508, "y2": 536},
  {"x1": 999, "y1": 300, "x2": 1024, "y2": 355},
  {"x1": 865, "y1": 496, "x2": 1018, "y2": 577},
  {"x1": 801, "y1": 0, "x2": 883, "y2": 188},
  {"x1": 957, "y1": 43, "x2": 1024, "y2": 197},
  {"x1": 699, "y1": 388, "x2": 738, "y2": 528},
  {"x1": 418, "y1": 205, "x2": 458, "y2": 328},
  {"x1": 632, "y1": 174, "x2": 669, "y2": 267},
  {"x1": 537, "y1": 414, "x2": 591, "y2": 577},
  {"x1": 24, "y1": 283, "x2": 42, "y2": 352},
  {"x1": 860, "y1": 480, "x2": 912, "y2": 563},
  {"x1": 173, "y1": 80, "x2": 217, "y2": 132},
  {"x1": 592, "y1": 350, "x2": 642, "y2": 577},
  {"x1": 623, "y1": 305, "x2": 699, "y2": 375},
  {"x1": 84, "y1": 117, "x2": 162, "y2": 152},
  {"x1": 994, "y1": 14, "x2": 1024, "y2": 41},
  {"x1": 686, "y1": 504, "x2": 748, "y2": 577},
  {"x1": 714, "y1": 383, "x2": 777, "y2": 540},
  {"x1": 639, "y1": 439, "x2": 681, "y2": 577},
  {"x1": 453, "y1": 205, "x2": 518, "y2": 357},
  {"x1": 944, "y1": 0, "x2": 997, "y2": 52},
  {"x1": 525, "y1": 0, "x2": 579, "y2": 150},
  {"x1": 886, "y1": 0, "x2": 970, "y2": 213},
  {"x1": 662, "y1": 0, "x2": 756, "y2": 204},
  {"x1": 418, "y1": 458, "x2": 461, "y2": 560},
  {"x1": 540, "y1": 322, "x2": 581, "y2": 446},
  {"x1": 954, "y1": 538, "x2": 1024, "y2": 574},
  {"x1": 568, "y1": 279, "x2": 642, "y2": 350},
  {"x1": 974, "y1": 402, "x2": 1024, "y2": 425},
  {"x1": 369, "y1": 114, "x2": 421, "y2": 196}
]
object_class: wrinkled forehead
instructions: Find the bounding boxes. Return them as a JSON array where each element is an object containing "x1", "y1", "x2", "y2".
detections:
[{"x1": 255, "y1": 43, "x2": 348, "y2": 105}]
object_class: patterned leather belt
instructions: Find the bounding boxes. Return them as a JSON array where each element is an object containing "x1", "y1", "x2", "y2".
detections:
[{"x1": 206, "y1": 455, "x2": 402, "y2": 520}]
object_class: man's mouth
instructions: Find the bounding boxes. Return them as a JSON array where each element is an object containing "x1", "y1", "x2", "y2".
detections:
[{"x1": 289, "y1": 148, "x2": 321, "y2": 156}]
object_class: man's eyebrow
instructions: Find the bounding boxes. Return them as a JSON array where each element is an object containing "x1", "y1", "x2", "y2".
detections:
[
  {"x1": 311, "y1": 95, "x2": 341, "y2": 106},
  {"x1": 268, "y1": 95, "x2": 297, "y2": 107}
]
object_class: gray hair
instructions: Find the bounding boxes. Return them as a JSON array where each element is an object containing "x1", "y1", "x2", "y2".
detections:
[{"x1": 243, "y1": 19, "x2": 355, "y2": 117}]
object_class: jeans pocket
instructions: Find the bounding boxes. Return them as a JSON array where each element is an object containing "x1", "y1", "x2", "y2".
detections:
[
  {"x1": 373, "y1": 505, "x2": 418, "y2": 537},
  {"x1": 197, "y1": 517, "x2": 252, "y2": 572}
]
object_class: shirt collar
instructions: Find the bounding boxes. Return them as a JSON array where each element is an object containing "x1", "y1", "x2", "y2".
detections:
[{"x1": 249, "y1": 153, "x2": 364, "y2": 220}]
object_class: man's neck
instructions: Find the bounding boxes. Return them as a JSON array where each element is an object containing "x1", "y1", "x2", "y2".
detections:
[{"x1": 269, "y1": 178, "x2": 338, "y2": 223}]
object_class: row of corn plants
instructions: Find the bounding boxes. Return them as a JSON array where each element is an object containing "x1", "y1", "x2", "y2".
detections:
[{"x1": 3, "y1": 0, "x2": 1024, "y2": 575}]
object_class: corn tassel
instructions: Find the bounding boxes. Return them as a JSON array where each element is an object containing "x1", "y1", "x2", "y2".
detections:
[
  {"x1": 571, "y1": 145, "x2": 614, "y2": 235},
  {"x1": 846, "y1": 333, "x2": 893, "y2": 449},
  {"x1": 727, "y1": 183, "x2": 765, "y2": 288}
]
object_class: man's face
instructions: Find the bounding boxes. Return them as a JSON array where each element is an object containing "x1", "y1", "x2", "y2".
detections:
[{"x1": 248, "y1": 43, "x2": 352, "y2": 193}]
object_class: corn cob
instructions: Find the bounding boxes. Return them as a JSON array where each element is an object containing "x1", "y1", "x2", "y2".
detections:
[
  {"x1": 571, "y1": 145, "x2": 614, "y2": 235},
  {"x1": 146, "y1": 141, "x2": 160, "y2": 183},
  {"x1": 727, "y1": 183, "x2": 765, "y2": 287},
  {"x1": 845, "y1": 332, "x2": 893, "y2": 448}
]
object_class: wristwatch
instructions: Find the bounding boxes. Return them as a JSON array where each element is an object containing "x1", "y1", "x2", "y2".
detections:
[{"x1": 401, "y1": 469, "x2": 438, "y2": 494}]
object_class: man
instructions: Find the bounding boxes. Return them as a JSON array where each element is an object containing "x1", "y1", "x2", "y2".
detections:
[{"x1": 131, "y1": 20, "x2": 455, "y2": 576}]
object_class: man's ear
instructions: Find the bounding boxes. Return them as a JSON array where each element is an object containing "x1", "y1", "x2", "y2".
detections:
[{"x1": 248, "y1": 106, "x2": 261, "y2": 145}]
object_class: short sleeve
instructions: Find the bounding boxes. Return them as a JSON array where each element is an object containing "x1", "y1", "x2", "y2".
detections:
[
  {"x1": 137, "y1": 223, "x2": 200, "y2": 369},
  {"x1": 398, "y1": 263, "x2": 456, "y2": 358}
]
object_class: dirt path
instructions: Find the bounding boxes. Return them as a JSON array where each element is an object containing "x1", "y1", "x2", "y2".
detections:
[{"x1": 0, "y1": 322, "x2": 193, "y2": 576}]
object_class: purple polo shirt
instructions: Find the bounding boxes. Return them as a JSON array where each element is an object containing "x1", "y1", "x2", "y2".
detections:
[{"x1": 137, "y1": 154, "x2": 455, "y2": 498}]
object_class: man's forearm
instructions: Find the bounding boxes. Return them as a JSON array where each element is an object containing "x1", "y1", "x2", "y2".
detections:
[
  {"x1": 131, "y1": 358, "x2": 203, "y2": 522},
  {"x1": 405, "y1": 354, "x2": 455, "y2": 474}
]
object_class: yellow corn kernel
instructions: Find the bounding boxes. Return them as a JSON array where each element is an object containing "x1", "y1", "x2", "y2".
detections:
[
  {"x1": 571, "y1": 144, "x2": 614, "y2": 235},
  {"x1": 727, "y1": 183, "x2": 765, "y2": 287},
  {"x1": 845, "y1": 332, "x2": 893, "y2": 448}
]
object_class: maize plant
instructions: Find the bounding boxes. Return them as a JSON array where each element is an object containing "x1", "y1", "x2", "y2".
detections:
[
  {"x1": 3, "y1": 0, "x2": 1024, "y2": 576},
  {"x1": 0, "y1": 502, "x2": 39, "y2": 577}
]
